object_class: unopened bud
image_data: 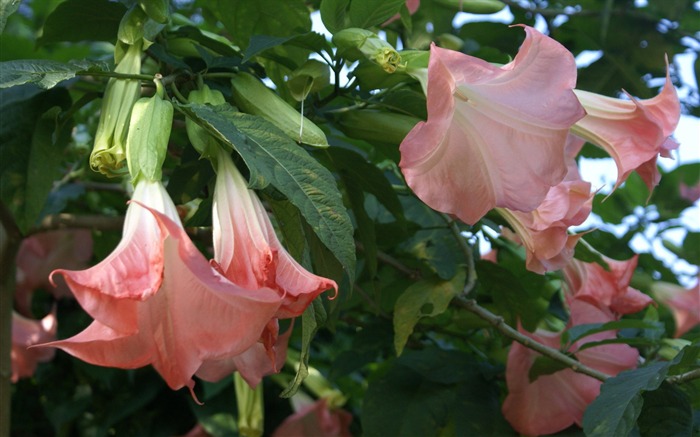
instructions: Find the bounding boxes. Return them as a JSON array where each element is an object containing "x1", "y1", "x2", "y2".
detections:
[
  {"x1": 435, "y1": 0, "x2": 506, "y2": 14},
  {"x1": 186, "y1": 84, "x2": 226, "y2": 158},
  {"x1": 333, "y1": 28, "x2": 404, "y2": 74},
  {"x1": 337, "y1": 110, "x2": 420, "y2": 145},
  {"x1": 287, "y1": 60, "x2": 330, "y2": 102}
]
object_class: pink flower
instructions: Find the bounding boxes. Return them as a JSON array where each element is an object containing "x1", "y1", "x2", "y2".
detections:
[
  {"x1": 272, "y1": 398, "x2": 353, "y2": 437},
  {"x1": 11, "y1": 310, "x2": 57, "y2": 382},
  {"x1": 563, "y1": 255, "x2": 653, "y2": 316},
  {"x1": 502, "y1": 299, "x2": 639, "y2": 436},
  {"x1": 680, "y1": 181, "x2": 700, "y2": 203},
  {"x1": 571, "y1": 60, "x2": 681, "y2": 193},
  {"x1": 207, "y1": 148, "x2": 337, "y2": 386},
  {"x1": 399, "y1": 25, "x2": 585, "y2": 225},
  {"x1": 212, "y1": 149, "x2": 337, "y2": 319},
  {"x1": 42, "y1": 180, "x2": 283, "y2": 399},
  {"x1": 15, "y1": 229, "x2": 93, "y2": 316},
  {"x1": 498, "y1": 136, "x2": 593, "y2": 273},
  {"x1": 652, "y1": 279, "x2": 700, "y2": 337}
]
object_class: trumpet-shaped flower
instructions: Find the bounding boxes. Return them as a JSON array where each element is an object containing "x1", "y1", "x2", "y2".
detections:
[
  {"x1": 14, "y1": 230, "x2": 93, "y2": 316},
  {"x1": 498, "y1": 136, "x2": 593, "y2": 274},
  {"x1": 43, "y1": 180, "x2": 282, "y2": 398},
  {"x1": 563, "y1": 254, "x2": 653, "y2": 316},
  {"x1": 212, "y1": 148, "x2": 337, "y2": 319},
  {"x1": 400, "y1": 25, "x2": 585, "y2": 225},
  {"x1": 652, "y1": 279, "x2": 700, "y2": 337},
  {"x1": 11, "y1": 310, "x2": 57, "y2": 382},
  {"x1": 502, "y1": 299, "x2": 639, "y2": 436},
  {"x1": 571, "y1": 61, "x2": 681, "y2": 193}
]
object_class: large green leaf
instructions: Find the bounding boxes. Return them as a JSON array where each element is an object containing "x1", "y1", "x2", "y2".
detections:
[
  {"x1": 0, "y1": 87, "x2": 72, "y2": 233},
  {"x1": 582, "y1": 347, "x2": 690, "y2": 437},
  {"x1": 214, "y1": 0, "x2": 311, "y2": 49},
  {"x1": 243, "y1": 32, "x2": 331, "y2": 62},
  {"x1": 349, "y1": 0, "x2": 405, "y2": 29},
  {"x1": 37, "y1": 0, "x2": 126, "y2": 45},
  {"x1": 176, "y1": 102, "x2": 356, "y2": 279},
  {"x1": 0, "y1": 59, "x2": 108, "y2": 89},
  {"x1": 638, "y1": 382, "x2": 693, "y2": 437},
  {"x1": 0, "y1": 0, "x2": 19, "y2": 34},
  {"x1": 393, "y1": 269, "x2": 465, "y2": 355},
  {"x1": 320, "y1": 0, "x2": 350, "y2": 33}
]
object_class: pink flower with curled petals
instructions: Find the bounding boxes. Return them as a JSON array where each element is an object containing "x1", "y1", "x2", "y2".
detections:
[
  {"x1": 399, "y1": 25, "x2": 585, "y2": 225},
  {"x1": 563, "y1": 254, "x2": 653, "y2": 316},
  {"x1": 652, "y1": 279, "x2": 700, "y2": 337},
  {"x1": 571, "y1": 59, "x2": 681, "y2": 193},
  {"x1": 198, "y1": 147, "x2": 337, "y2": 387},
  {"x1": 11, "y1": 310, "x2": 57, "y2": 382},
  {"x1": 498, "y1": 136, "x2": 593, "y2": 274},
  {"x1": 272, "y1": 397, "x2": 353, "y2": 437},
  {"x1": 15, "y1": 229, "x2": 92, "y2": 316},
  {"x1": 42, "y1": 180, "x2": 282, "y2": 400},
  {"x1": 502, "y1": 299, "x2": 639, "y2": 436}
]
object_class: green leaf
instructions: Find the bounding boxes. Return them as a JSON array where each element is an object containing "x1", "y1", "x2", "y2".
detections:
[
  {"x1": 177, "y1": 102, "x2": 356, "y2": 279},
  {"x1": 393, "y1": 269, "x2": 465, "y2": 356},
  {"x1": 582, "y1": 349, "x2": 688, "y2": 437},
  {"x1": 214, "y1": 0, "x2": 311, "y2": 49},
  {"x1": 280, "y1": 299, "x2": 327, "y2": 398},
  {"x1": 0, "y1": 59, "x2": 108, "y2": 89},
  {"x1": 349, "y1": 0, "x2": 405, "y2": 29},
  {"x1": 0, "y1": 87, "x2": 72, "y2": 233},
  {"x1": 528, "y1": 355, "x2": 570, "y2": 382},
  {"x1": 320, "y1": 0, "x2": 350, "y2": 33},
  {"x1": 0, "y1": 0, "x2": 19, "y2": 34},
  {"x1": 681, "y1": 232, "x2": 700, "y2": 266},
  {"x1": 244, "y1": 32, "x2": 331, "y2": 63},
  {"x1": 37, "y1": 0, "x2": 126, "y2": 45},
  {"x1": 638, "y1": 383, "x2": 693, "y2": 437},
  {"x1": 573, "y1": 240, "x2": 610, "y2": 271},
  {"x1": 563, "y1": 320, "x2": 664, "y2": 348},
  {"x1": 267, "y1": 198, "x2": 309, "y2": 264}
]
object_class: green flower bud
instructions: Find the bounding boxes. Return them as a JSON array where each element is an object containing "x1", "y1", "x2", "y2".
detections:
[
  {"x1": 333, "y1": 28, "x2": 404, "y2": 74},
  {"x1": 336, "y1": 110, "x2": 420, "y2": 145},
  {"x1": 90, "y1": 42, "x2": 143, "y2": 177},
  {"x1": 234, "y1": 373, "x2": 264, "y2": 437},
  {"x1": 231, "y1": 72, "x2": 329, "y2": 148},
  {"x1": 138, "y1": 0, "x2": 169, "y2": 24},
  {"x1": 118, "y1": 4, "x2": 148, "y2": 45},
  {"x1": 287, "y1": 59, "x2": 330, "y2": 102},
  {"x1": 186, "y1": 84, "x2": 226, "y2": 158},
  {"x1": 126, "y1": 77, "x2": 173, "y2": 183},
  {"x1": 437, "y1": 33, "x2": 464, "y2": 51},
  {"x1": 434, "y1": 0, "x2": 506, "y2": 14}
]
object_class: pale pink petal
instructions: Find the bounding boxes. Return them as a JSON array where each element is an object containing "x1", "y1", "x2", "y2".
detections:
[
  {"x1": 653, "y1": 279, "x2": 700, "y2": 337},
  {"x1": 400, "y1": 26, "x2": 585, "y2": 224},
  {"x1": 680, "y1": 181, "x2": 700, "y2": 203},
  {"x1": 213, "y1": 149, "x2": 337, "y2": 319},
  {"x1": 572, "y1": 60, "x2": 681, "y2": 192},
  {"x1": 11, "y1": 310, "x2": 57, "y2": 382},
  {"x1": 272, "y1": 398, "x2": 353, "y2": 437},
  {"x1": 196, "y1": 321, "x2": 293, "y2": 388}
]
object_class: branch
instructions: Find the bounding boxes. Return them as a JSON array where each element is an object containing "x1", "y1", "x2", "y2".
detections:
[
  {"x1": 29, "y1": 214, "x2": 124, "y2": 234},
  {"x1": 666, "y1": 368, "x2": 700, "y2": 385},
  {"x1": 443, "y1": 215, "x2": 477, "y2": 296},
  {"x1": 453, "y1": 297, "x2": 610, "y2": 382}
]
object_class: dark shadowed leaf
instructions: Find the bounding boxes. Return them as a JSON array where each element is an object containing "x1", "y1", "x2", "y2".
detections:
[{"x1": 37, "y1": 0, "x2": 126, "y2": 45}]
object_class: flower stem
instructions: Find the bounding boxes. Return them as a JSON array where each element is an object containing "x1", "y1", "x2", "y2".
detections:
[{"x1": 77, "y1": 70, "x2": 155, "y2": 81}]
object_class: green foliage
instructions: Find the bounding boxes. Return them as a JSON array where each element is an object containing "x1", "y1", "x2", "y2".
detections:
[{"x1": 37, "y1": 0, "x2": 126, "y2": 45}]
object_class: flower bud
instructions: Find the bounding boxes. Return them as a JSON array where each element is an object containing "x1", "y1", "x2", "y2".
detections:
[
  {"x1": 138, "y1": 0, "x2": 169, "y2": 24},
  {"x1": 336, "y1": 110, "x2": 420, "y2": 145},
  {"x1": 118, "y1": 4, "x2": 148, "y2": 45},
  {"x1": 231, "y1": 72, "x2": 329, "y2": 148},
  {"x1": 434, "y1": 0, "x2": 506, "y2": 14},
  {"x1": 90, "y1": 41, "x2": 143, "y2": 177},
  {"x1": 235, "y1": 373, "x2": 264, "y2": 437},
  {"x1": 185, "y1": 84, "x2": 226, "y2": 158},
  {"x1": 126, "y1": 77, "x2": 173, "y2": 183},
  {"x1": 287, "y1": 60, "x2": 330, "y2": 102},
  {"x1": 333, "y1": 28, "x2": 404, "y2": 73}
]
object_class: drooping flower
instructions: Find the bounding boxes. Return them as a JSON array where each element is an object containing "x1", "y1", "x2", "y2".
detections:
[
  {"x1": 502, "y1": 299, "x2": 639, "y2": 436},
  {"x1": 563, "y1": 254, "x2": 653, "y2": 316},
  {"x1": 11, "y1": 310, "x2": 57, "y2": 382},
  {"x1": 206, "y1": 147, "x2": 337, "y2": 386},
  {"x1": 399, "y1": 25, "x2": 586, "y2": 225},
  {"x1": 571, "y1": 59, "x2": 681, "y2": 193},
  {"x1": 272, "y1": 396, "x2": 353, "y2": 437},
  {"x1": 211, "y1": 147, "x2": 337, "y2": 319},
  {"x1": 652, "y1": 279, "x2": 700, "y2": 337},
  {"x1": 498, "y1": 136, "x2": 593, "y2": 274},
  {"x1": 42, "y1": 180, "x2": 283, "y2": 398},
  {"x1": 14, "y1": 230, "x2": 93, "y2": 316}
]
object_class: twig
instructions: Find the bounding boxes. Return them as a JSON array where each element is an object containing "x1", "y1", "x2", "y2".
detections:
[
  {"x1": 442, "y1": 215, "x2": 477, "y2": 296},
  {"x1": 355, "y1": 241, "x2": 421, "y2": 280},
  {"x1": 666, "y1": 368, "x2": 700, "y2": 385},
  {"x1": 453, "y1": 297, "x2": 610, "y2": 382},
  {"x1": 28, "y1": 214, "x2": 124, "y2": 235}
]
